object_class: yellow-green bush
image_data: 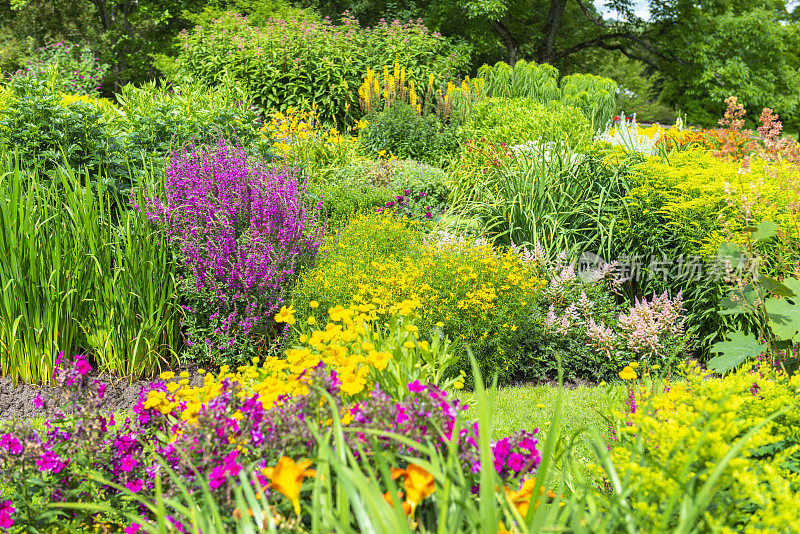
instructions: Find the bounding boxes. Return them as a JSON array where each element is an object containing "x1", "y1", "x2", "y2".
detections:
[
  {"x1": 611, "y1": 147, "x2": 800, "y2": 352},
  {"x1": 618, "y1": 149, "x2": 800, "y2": 257},
  {"x1": 465, "y1": 98, "x2": 592, "y2": 148},
  {"x1": 605, "y1": 362, "x2": 800, "y2": 532}
]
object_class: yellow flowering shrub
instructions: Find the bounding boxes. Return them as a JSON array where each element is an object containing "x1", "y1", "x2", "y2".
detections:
[
  {"x1": 260, "y1": 106, "x2": 361, "y2": 179},
  {"x1": 618, "y1": 149, "x2": 800, "y2": 257},
  {"x1": 357, "y1": 58, "x2": 482, "y2": 121},
  {"x1": 604, "y1": 362, "x2": 800, "y2": 532},
  {"x1": 142, "y1": 298, "x2": 453, "y2": 423},
  {"x1": 59, "y1": 93, "x2": 119, "y2": 115},
  {"x1": 609, "y1": 147, "x2": 800, "y2": 354},
  {"x1": 290, "y1": 212, "x2": 552, "y2": 381}
]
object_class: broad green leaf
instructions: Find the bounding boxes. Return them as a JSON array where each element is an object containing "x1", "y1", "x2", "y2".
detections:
[
  {"x1": 765, "y1": 296, "x2": 800, "y2": 342},
  {"x1": 716, "y1": 242, "x2": 744, "y2": 261},
  {"x1": 708, "y1": 330, "x2": 764, "y2": 373},
  {"x1": 758, "y1": 275, "x2": 794, "y2": 297},
  {"x1": 717, "y1": 295, "x2": 747, "y2": 315},
  {"x1": 753, "y1": 220, "x2": 779, "y2": 242},
  {"x1": 782, "y1": 277, "x2": 800, "y2": 297}
]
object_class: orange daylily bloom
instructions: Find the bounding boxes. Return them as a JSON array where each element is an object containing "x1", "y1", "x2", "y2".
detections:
[
  {"x1": 262, "y1": 457, "x2": 316, "y2": 514},
  {"x1": 504, "y1": 478, "x2": 548, "y2": 517},
  {"x1": 391, "y1": 464, "x2": 436, "y2": 507},
  {"x1": 383, "y1": 491, "x2": 413, "y2": 516}
]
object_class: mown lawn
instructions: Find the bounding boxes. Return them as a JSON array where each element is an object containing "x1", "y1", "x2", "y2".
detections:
[{"x1": 458, "y1": 384, "x2": 624, "y2": 464}]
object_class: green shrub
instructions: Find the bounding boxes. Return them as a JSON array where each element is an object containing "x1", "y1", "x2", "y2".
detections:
[
  {"x1": 474, "y1": 60, "x2": 616, "y2": 130},
  {"x1": 465, "y1": 98, "x2": 592, "y2": 148},
  {"x1": 314, "y1": 182, "x2": 395, "y2": 225},
  {"x1": 0, "y1": 78, "x2": 120, "y2": 178},
  {"x1": 359, "y1": 103, "x2": 461, "y2": 165},
  {"x1": 172, "y1": 13, "x2": 470, "y2": 122},
  {"x1": 451, "y1": 141, "x2": 630, "y2": 261},
  {"x1": 0, "y1": 80, "x2": 264, "y2": 185},
  {"x1": 559, "y1": 73, "x2": 617, "y2": 131},
  {"x1": 115, "y1": 81, "x2": 264, "y2": 160},
  {"x1": 477, "y1": 59, "x2": 560, "y2": 102},
  {"x1": 328, "y1": 158, "x2": 450, "y2": 205},
  {"x1": 611, "y1": 148, "x2": 800, "y2": 353},
  {"x1": 10, "y1": 41, "x2": 109, "y2": 95}
]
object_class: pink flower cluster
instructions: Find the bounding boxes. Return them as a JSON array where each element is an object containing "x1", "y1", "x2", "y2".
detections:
[
  {"x1": 143, "y1": 139, "x2": 322, "y2": 351},
  {"x1": 617, "y1": 290, "x2": 685, "y2": 356}
]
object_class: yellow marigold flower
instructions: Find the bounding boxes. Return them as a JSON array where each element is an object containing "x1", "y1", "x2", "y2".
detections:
[
  {"x1": 340, "y1": 371, "x2": 366, "y2": 395},
  {"x1": 619, "y1": 366, "x2": 638, "y2": 380},
  {"x1": 262, "y1": 457, "x2": 316, "y2": 515},
  {"x1": 405, "y1": 324, "x2": 419, "y2": 333},
  {"x1": 652, "y1": 364, "x2": 661, "y2": 370},
  {"x1": 403, "y1": 341, "x2": 416, "y2": 349},
  {"x1": 309, "y1": 300, "x2": 319, "y2": 309},
  {"x1": 179, "y1": 371, "x2": 190, "y2": 378},
  {"x1": 160, "y1": 371, "x2": 175, "y2": 380},
  {"x1": 629, "y1": 362, "x2": 640, "y2": 368},
  {"x1": 274, "y1": 305, "x2": 296, "y2": 325},
  {"x1": 307, "y1": 316, "x2": 316, "y2": 325}
]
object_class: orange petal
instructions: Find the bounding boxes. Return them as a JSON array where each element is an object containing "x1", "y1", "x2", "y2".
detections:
[{"x1": 391, "y1": 467, "x2": 406, "y2": 480}]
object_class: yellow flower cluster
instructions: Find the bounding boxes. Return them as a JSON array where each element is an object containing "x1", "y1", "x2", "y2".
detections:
[
  {"x1": 59, "y1": 93, "x2": 117, "y2": 111},
  {"x1": 260, "y1": 106, "x2": 356, "y2": 158},
  {"x1": 142, "y1": 301, "x2": 440, "y2": 423},
  {"x1": 291, "y1": 213, "x2": 548, "y2": 374},
  {"x1": 357, "y1": 59, "x2": 482, "y2": 120},
  {"x1": 619, "y1": 149, "x2": 800, "y2": 256},
  {"x1": 605, "y1": 361, "x2": 800, "y2": 531}
]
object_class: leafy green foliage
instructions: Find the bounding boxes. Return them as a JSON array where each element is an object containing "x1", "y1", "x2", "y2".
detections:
[
  {"x1": 10, "y1": 41, "x2": 109, "y2": 95},
  {"x1": 0, "y1": 79, "x2": 119, "y2": 178},
  {"x1": 559, "y1": 73, "x2": 617, "y2": 132},
  {"x1": 0, "y1": 159, "x2": 179, "y2": 382},
  {"x1": 477, "y1": 60, "x2": 560, "y2": 102},
  {"x1": 0, "y1": 80, "x2": 264, "y2": 185},
  {"x1": 453, "y1": 143, "x2": 630, "y2": 261},
  {"x1": 359, "y1": 103, "x2": 460, "y2": 165},
  {"x1": 708, "y1": 330, "x2": 765, "y2": 373},
  {"x1": 172, "y1": 12, "x2": 470, "y2": 122},
  {"x1": 465, "y1": 98, "x2": 592, "y2": 147}
]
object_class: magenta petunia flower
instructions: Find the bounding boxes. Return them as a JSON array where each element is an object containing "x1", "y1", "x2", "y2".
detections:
[{"x1": 407, "y1": 380, "x2": 425, "y2": 393}]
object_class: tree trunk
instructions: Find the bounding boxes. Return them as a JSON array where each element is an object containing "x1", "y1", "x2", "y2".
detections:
[
  {"x1": 88, "y1": 0, "x2": 112, "y2": 32},
  {"x1": 491, "y1": 20, "x2": 519, "y2": 66},
  {"x1": 538, "y1": 0, "x2": 568, "y2": 64}
]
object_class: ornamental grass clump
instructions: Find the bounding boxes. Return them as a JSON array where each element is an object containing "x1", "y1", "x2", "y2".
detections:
[{"x1": 144, "y1": 139, "x2": 323, "y2": 365}]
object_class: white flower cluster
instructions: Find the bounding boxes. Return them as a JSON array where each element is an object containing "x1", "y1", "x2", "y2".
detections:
[
  {"x1": 424, "y1": 230, "x2": 490, "y2": 255},
  {"x1": 596, "y1": 113, "x2": 659, "y2": 156}
]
